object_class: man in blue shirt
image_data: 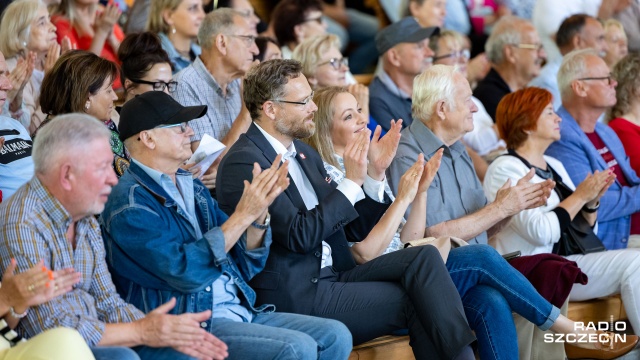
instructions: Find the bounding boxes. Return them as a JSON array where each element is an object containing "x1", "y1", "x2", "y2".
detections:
[{"x1": 100, "y1": 91, "x2": 352, "y2": 360}]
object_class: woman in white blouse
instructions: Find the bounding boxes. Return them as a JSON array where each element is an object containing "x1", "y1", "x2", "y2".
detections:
[{"x1": 484, "y1": 86, "x2": 640, "y2": 335}]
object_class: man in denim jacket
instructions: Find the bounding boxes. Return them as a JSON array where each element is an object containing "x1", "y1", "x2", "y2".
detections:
[{"x1": 100, "y1": 91, "x2": 352, "y2": 360}]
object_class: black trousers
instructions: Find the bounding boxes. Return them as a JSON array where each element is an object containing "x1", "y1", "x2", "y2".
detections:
[{"x1": 311, "y1": 245, "x2": 475, "y2": 360}]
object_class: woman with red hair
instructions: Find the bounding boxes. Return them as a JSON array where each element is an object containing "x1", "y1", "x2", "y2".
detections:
[{"x1": 483, "y1": 87, "x2": 640, "y2": 341}]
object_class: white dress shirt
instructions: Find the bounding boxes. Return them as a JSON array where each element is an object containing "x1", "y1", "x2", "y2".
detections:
[{"x1": 255, "y1": 123, "x2": 385, "y2": 268}]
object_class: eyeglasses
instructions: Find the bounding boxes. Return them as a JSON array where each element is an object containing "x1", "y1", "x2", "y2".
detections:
[
  {"x1": 270, "y1": 91, "x2": 315, "y2": 106},
  {"x1": 577, "y1": 74, "x2": 615, "y2": 86},
  {"x1": 228, "y1": 34, "x2": 256, "y2": 47},
  {"x1": 235, "y1": 9, "x2": 254, "y2": 18},
  {"x1": 318, "y1": 57, "x2": 348, "y2": 70},
  {"x1": 509, "y1": 43, "x2": 544, "y2": 51},
  {"x1": 131, "y1": 79, "x2": 178, "y2": 93},
  {"x1": 155, "y1": 122, "x2": 188, "y2": 133},
  {"x1": 301, "y1": 16, "x2": 323, "y2": 25},
  {"x1": 433, "y1": 49, "x2": 471, "y2": 62}
]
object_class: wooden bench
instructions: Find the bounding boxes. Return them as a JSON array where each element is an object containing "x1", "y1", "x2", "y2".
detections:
[{"x1": 348, "y1": 296, "x2": 627, "y2": 360}]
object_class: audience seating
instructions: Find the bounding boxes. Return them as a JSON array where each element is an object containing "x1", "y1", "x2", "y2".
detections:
[
  {"x1": 348, "y1": 296, "x2": 628, "y2": 360},
  {"x1": 353, "y1": 74, "x2": 374, "y2": 86}
]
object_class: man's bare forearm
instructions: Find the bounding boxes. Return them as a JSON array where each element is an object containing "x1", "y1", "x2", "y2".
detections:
[{"x1": 425, "y1": 202, "x2": 507, "y2": 241}]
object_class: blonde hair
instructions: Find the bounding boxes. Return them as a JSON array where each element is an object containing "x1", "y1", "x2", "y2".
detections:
[
  {"x1": 292, "y1": 34, "x2": 342, "y2": 84},
  {"x1": 52, "y1": 0, "x2": 97, "y2": 27},
  {"x1": 430, "y1": 29, "x2": 466, "y2": 54},
  {"x1": 609, "y1": 54, "x2": 640, "y2": 121},
  {"x1": 0, "y1": 0, "x2": 42, "y2": 58},
  {"x1": 147, "y1": 0, "x2": 183, "y2": 34},
  {"x1": 303, "y1": 86, "x2": 349, "y2": 169},
  {"x1": 603, "y1": 18, "x2": 627, "y2": 41}
]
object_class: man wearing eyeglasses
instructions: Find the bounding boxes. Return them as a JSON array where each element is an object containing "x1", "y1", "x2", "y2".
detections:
[
  {"x1": 173, "y1": 8, "x2": 258, "y2": 191},
  {"x1": 369, "y1": 17, "x2": 439, "y2": 132},
  {"x1": 547, "y1": 48, "x2": 640, "y2": 251},
  {"x1": 474, "y1": 16, "x2": 546, "y2": 121},
  {"x1": 217, "y1": 59, "x2": 478, "y2": 360},
  {"x1": 100, "y1": 90, "x2": 353, "y2": 360},
  {"x1": 530, "y1": 14, "x2": 608, "y2": 110}
]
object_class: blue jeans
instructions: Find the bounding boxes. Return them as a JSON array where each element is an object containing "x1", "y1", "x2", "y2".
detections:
[
  {"x1": 91, "y1": 346, "x2": 140, "y2": 360},
  {"x1": 209, "y1": 312, "x2": 352, "y2": 360},
  {"x1": 446, "y1": 245, "x2": 561, "y2": 360}
]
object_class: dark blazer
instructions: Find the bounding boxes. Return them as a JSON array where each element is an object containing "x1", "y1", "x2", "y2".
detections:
[{"x1": 216, "y1": 123, "x2": 390, "y2": 314}]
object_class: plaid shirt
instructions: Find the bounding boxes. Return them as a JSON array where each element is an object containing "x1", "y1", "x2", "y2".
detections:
[
  {"x1": 172, "y1": 57, "x2": 242, "y2": 143},
  {"x1": 0, "y1": 178, "x2": 144, "y2": 346}
]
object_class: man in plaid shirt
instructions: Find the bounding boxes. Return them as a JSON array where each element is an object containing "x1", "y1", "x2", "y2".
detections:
[{"x1": 0, "y1": 114, "x2": 228, "y2": 360}]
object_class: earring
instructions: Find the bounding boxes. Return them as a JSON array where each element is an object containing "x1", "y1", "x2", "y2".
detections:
[
  {"x1": 22, "y1": 41, "x2": 27, "y2": 47},
  {"x1": 84, "y1": 101, "x2": 90, "y2": 111},
  {"x1": 171, "y1": 26, "x2": 176, "y2": 35}
]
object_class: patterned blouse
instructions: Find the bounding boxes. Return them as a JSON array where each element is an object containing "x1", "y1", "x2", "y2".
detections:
[
  {"x1": 104, "y1": 119, "x2": 130, "y2": 178},
  {"x1": 324, "y1": 154, "x2": 405, "y2": 254}
]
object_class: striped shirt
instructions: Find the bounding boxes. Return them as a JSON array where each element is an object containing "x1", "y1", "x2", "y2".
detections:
[
  {"x1": 0, "y1": 177, "x2": 144, "y2": 345},
  {"x1": 172, "y1": 57, "x2": 242, "y2": 143}
]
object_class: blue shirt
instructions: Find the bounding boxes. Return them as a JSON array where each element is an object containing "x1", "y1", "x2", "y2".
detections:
[
  {"x1": 131, "y1": 158, "x2": 201, "y2": 239},
  {"x1": 369, "y1": 71, "x2": 413, "y2": 132},
  {"x1": 546, "y1": 107, "x2": 640, "y2": 249},
  {"x1": 158, "y1": 32, "x2": 201, "y2": 74}
]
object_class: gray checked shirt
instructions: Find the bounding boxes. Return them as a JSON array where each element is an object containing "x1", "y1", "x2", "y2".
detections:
[
  {"x1": 172, "y1": 57, "x2": 242, "y2": 143},
  {"x1": 387, "y1": 119, "x2": 488, "y2": 244}
]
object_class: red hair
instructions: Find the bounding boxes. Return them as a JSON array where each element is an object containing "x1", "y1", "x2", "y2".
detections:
[{"x1": 496, "y1": 87, "x2": 554, "y2": 149}]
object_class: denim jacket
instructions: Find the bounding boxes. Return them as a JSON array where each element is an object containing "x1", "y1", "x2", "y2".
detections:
[{"x1": 100, "y1": 162, "x2": 274, "y2": 332}]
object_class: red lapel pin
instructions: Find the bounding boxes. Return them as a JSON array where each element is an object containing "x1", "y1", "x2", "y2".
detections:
[{"x1": 299, "y1": 153, "x2": 306, "y2": 159}]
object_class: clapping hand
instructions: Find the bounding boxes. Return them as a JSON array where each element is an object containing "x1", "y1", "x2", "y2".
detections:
[
  {"x1": 417, "y1": 149, "x2": 443, "y2": 194},
  {"x1": 494, "y1": 169, "x2": 555, "y2": 216},
  {"x1": 235, "y1": 154, "x2": 290, "y2": 223},
  {"x1": 0, "y1": 259, "x2": 81, "y2": 314},
  {"x1": 8, "y1": 52, "x2": 35, "y2": 109},
  {"x1": 344, "y1": 128, "x2": 371, "y2": 186},
  {"x1": 368, "y1": 120, "x2": 402, "y2": 180}
]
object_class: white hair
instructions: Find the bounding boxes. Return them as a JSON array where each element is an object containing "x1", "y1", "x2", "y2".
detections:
[
  {"x1": 557, "y1": 48, "x2": 599, "y2": 100},
  {"x1": 412, "y1": 64, "x2": 458, "y2": 121},
  {"x1": 33, "y1": 113, "x2": 111, "y2": 174},
  {"x1": 485, "y1": 16, "x2": 533, "y2": 65}
]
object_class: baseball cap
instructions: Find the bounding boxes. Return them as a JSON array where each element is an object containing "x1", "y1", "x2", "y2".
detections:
[
  {"x1": 118, "y1": 91, "x2": 207, "y2": 141},
  {"x1": 375, "y1": 17, "x2": 440, "y2": 56}
]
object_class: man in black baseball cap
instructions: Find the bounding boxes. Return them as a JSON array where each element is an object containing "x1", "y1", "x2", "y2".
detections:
[
  {"x1": 101, "y1": 89, "x2": 350, "y2": 360},
  {"x1": 118, "y1": 91, "x2": 207, "y2": 142},
  {"x1": 370, "y1": 17, "x2": 439, "y2": 131}
]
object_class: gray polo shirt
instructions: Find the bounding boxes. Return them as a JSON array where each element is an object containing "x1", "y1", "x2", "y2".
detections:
[{"x1": 387, "y1": 119, "x2": 488, "y2": 244}]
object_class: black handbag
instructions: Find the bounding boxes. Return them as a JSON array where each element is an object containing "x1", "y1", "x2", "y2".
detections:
[{"x1": 505, "y1": 150, "x2": 605, "y2": 256}]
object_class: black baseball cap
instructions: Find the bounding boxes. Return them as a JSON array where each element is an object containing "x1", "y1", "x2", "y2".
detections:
[
  {"x1": 118, "y1": 91, "x2": 207, "y2": 141},
  {"x1": 375, "y1": 17, "x2": 440, "y2": 56}
]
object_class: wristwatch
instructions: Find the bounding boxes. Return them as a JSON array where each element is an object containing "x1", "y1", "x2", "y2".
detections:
[
  {"x1": 583, "y1": 201, "x2": 600, "y2": 213},
  {"x1": 251, "y1": 213, "x2": 271, "y2": 230}
]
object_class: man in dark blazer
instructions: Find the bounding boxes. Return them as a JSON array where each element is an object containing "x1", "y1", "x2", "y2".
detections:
[{"x1": 216, "y1": 59, "x2": 476, "y2": 360}]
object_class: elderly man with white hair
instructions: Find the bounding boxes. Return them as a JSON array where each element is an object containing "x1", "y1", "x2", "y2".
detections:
[
  {"x1": 0, "y1": 114, "x2": 229, "y2": 360},
  {"x1": 547, "y1": 48, "x2": 640, "y2": 250},
  {"x1": 387, "y1": 65, "x2": 635, "y2": 359},
  {"x1": 474, "y1": 16, "x2": 546, "y2": 120}
]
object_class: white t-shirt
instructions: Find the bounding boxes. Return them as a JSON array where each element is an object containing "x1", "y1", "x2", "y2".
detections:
[{"x1": 0, "y1": 116, "x2": 34, "y2": 201}]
